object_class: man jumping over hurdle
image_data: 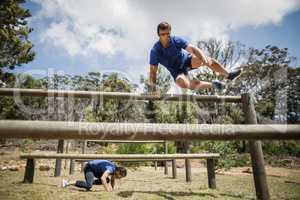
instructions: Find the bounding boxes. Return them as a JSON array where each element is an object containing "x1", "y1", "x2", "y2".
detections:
[
  {"x1": 62, "y1": 159, "x2": 127, "y2": 192},
  {"x1": 149, "y1": 22, "x2": 241, "y2": 93}
]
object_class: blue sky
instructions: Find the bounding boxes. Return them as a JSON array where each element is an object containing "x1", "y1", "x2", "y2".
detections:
[
  {"x1": 230, "y1": 11, "x2": 300, "y2": 63},
  {"x1": 13, "y1": 0, "x2": 300, "y2": 92}
]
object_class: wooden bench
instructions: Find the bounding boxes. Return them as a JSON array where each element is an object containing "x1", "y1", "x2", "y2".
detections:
[
  {"x1": 84, "y1": 140, "x2": 169, "y2": 176},
  {"x1": 20, "y1": 153, "x2": 220, "y2": 189}
]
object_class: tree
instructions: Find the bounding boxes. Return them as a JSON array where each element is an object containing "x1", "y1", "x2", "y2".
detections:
[
  {"x1": 0, "y1": 0, "x2": 35, "y2": 81},
  {"x1": 197, "y1": 39, "x2": 246, "y2": 69},
  {"x1": 194, "y1": 38, "x2": 246, "y2": 122},
  {"x1": 88, "y1": 72, "x2": 141, "y2": 123},
  {"x1": 194, "y1": 39, "x2": 248, "y2": 153},
  {"x1": 231, "y1": 45, "x2": 295, "y2": 122},
  {"x1": 287, "y1": 67, "x2": 300, "y2": 124}
]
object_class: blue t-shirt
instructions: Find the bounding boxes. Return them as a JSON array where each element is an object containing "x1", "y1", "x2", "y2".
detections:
[
  {"x1": 87, "y1": 160, "x2": 116, "y2": 177},
  {"x1": 149, "y1": 36, "x2": 190, "y2": 79}
]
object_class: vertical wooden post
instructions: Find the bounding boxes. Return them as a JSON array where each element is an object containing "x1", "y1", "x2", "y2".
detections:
[
  {"x1": 23, "y1": 159, "x2": 35, "y2": 183},
  {"x1": 242, "y1": 93, "x2": 270, "y2": 200},
  {"x1": 67, "y1": 140, "x2": 75, "y2": 175},
  {"x1": 207, "y1": 158, "x2": 216, "y2": 189},
  {"x1": 172, "y1": 159, "x2": 177, "y2": 179},
  {"x1": 185, "y1": 158, "x2": 191, "y2": 182},
  {"x1": 184, "y1": 141, "x2": 191, "y2": 182},
  {"x1": 81, "y1": 140, "x2": 87, "y2": 172},
  {"x1": 154, "y1": 145, "x2": 158, "y2": 171},
  {"x1": 64, "y1": 140, "x2": 69, "y2": 170},
  {"x1": 69, "y1": 159, "x2": 75, "y2": 175},
  {"x1": 54, "y1": 139, "x2": 64, "y2": 177},
  {"x1": 164, "y1": 140, "x2": 168, "y2": 175}
]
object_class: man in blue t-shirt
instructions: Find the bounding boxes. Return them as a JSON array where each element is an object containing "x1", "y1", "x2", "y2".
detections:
[
  {"x1": 62, "y1": 160, "x2": 127, "y2": 192},
  {"x1": 149, "y1": 22, "x2": 241, "y2": 93}
]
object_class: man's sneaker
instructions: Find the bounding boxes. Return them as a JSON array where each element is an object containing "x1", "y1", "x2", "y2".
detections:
[
  {"x1": 62, "y1": 179, "x2": 69, "y2": 188},
  {"x1": 212, "y1": 80, "x2": 225, "y2": 90},
  {"x1": 227, "y1": 69, "x2": 242, "y2": 81}
]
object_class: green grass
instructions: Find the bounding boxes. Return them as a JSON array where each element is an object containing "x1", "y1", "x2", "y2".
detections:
[{"x1": 0, "y1": 167, "x2": 299, "y2": 200}]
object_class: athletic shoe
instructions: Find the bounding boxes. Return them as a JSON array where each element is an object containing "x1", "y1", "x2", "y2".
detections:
[
  {"x1": 227, "y1": 69, "x2": 242, "y2": 81},
  {"x1": 212, "y1": 80, "x2": 225, "y2": 90},
  {"x1": 62, "y1": 179, "x2": 69, "y2": 188}
]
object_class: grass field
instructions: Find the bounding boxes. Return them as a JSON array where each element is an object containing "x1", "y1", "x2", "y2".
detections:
[{"x1": 0, "y1": 166, "x2": 299, "y2": 200}]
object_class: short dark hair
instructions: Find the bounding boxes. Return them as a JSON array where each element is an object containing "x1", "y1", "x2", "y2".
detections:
[
  {"x1": 157, "y1": 22, "x2": 171, "y2": 35},
  {"x1": 116, "y1": 166, "x2": 127, "y2": 177}
]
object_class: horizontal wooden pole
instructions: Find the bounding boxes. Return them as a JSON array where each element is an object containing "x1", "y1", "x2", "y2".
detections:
[
  {"x1": 0, "y1": 120, "x2": 299, "y2": 140},
  {"x1": 20, "y1": 153, "x2": 220, "y2": 160},
  {"x1": 0, "y1": 88, "x2": 242, "y2": 103},
  {"x1": 87, "y1": 140, "x2": 165, "y2": 143}
]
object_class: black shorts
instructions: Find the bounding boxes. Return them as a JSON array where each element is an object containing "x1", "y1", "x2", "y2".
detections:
[
  {"x1": 171, "y1": 53, "x2": 193, "y2": 81},
  {"x1": 184, "y1": 53, "x2": 193, "y2": 70}
]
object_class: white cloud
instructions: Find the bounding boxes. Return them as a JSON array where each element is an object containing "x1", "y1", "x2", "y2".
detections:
[
  {"x1": 33, "y1": 0, "x2": 300, "y2": 59},
  {"x1": 40, "y1": 20, "x2": 82, "y2": 56},
  {"x1": 30, "y1": 0, "x2": 300, "y2": 88}
]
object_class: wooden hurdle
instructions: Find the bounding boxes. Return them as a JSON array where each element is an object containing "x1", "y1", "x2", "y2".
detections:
[
  {"x1": 20, "y1": 153, "x2": 219, "y2": 189},
  {"x1": 1, "y1": 88, "x2": 300, "y2": 199}
]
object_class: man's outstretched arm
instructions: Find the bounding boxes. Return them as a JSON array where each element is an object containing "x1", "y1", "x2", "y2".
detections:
[
  {"x1": 149, "y1": 65, "x2": 157, "y2": 92},
  {"x1": 111, "y1": 176, "x2": 117, "y2": 190},
  {"x1": 101, "y1": 170, "x2": 113, "y2": 192},
  {"x1": 185, "y1": 44, "x2": 208, "y2": 65}
]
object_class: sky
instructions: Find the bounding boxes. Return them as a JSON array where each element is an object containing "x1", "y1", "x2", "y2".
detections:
[{"x1": 14, "y1": 0, "x2": 300, "y2": 92}]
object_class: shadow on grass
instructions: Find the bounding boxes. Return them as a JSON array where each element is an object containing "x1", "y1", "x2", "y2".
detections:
[
  {"x1": 14, "y1": 181, "x2": 62, "y2": 189},
  {"x1": 118, "y1": 190, "x2": 249, "y2": 200},
  {"x1": 163, "y1": 177, "x2": 177, "y2": 180},
  {"x1": 123, "y1": 179, "x2": 157, "y2": 183}
]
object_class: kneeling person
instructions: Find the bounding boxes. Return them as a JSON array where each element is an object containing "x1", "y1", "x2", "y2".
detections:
[{"x1": 62, "y1": 160, "x2": 127, "y2": 192}]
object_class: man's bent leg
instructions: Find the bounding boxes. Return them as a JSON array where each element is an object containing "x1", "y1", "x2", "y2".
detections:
[
  {"x1": 191, "y1": 56, "x2": 229, "y2": 77},
  {"x1": 75, "y1": 171, "x2": 94, "y2": 190},
  {"x1": 175, "y1": 74, "x2": 212, "y2": 90},
  {"x1": 175, "y1": 74, "x2": 190, "y2": 89},
  {"x1": 190, "y1": 79, "x2": 212, "y2": 90}
]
